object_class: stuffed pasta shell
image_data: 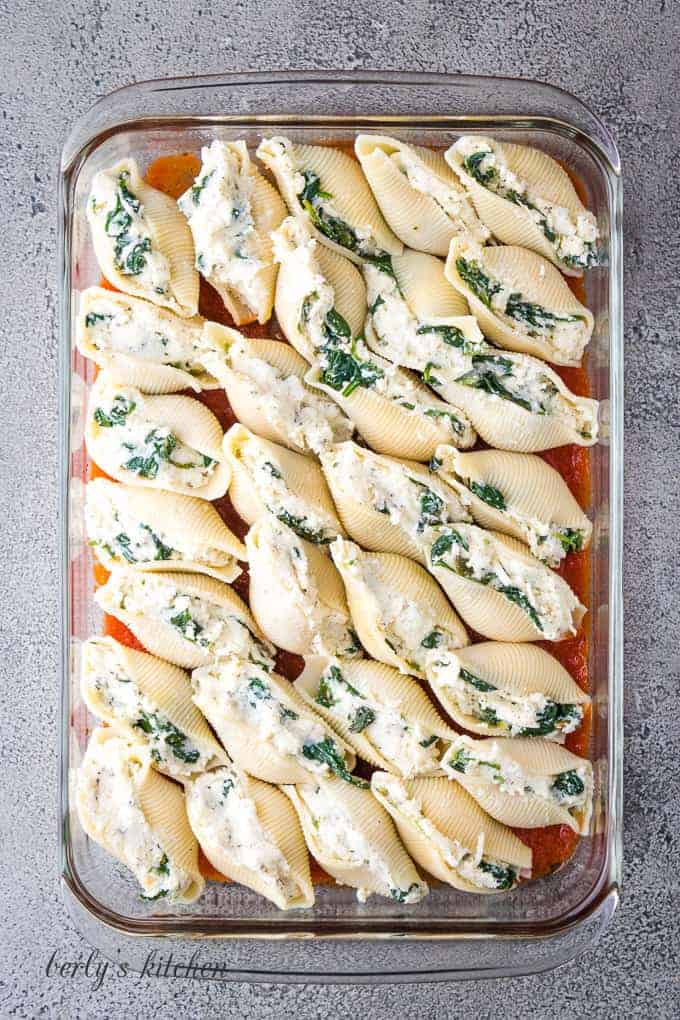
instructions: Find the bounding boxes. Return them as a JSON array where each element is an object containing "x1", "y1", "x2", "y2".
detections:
[
  {"x1": 257, "y1": 136, "x2": 402, "y2": 264},
  {"x1": 445, "y1": 238, "x2": 593, "y2": 365},
  {"x1": 371, "y1": 773, "x2": 532, "y2": 894},
  {"x1": 76, "y1": 726, "x2": 204, "y2": 902},
  {"x1": 296, "y1": 657, "x2": 456, "y2": 778},
  {"x1": 86, "y1": 478, "x2": 245, "y2": 583},
  {"x1": 76, "y1": 287, "x2": 212, "y2": 394},
  {"x1": 330, "y1": 538, "x2": 468, "y2": 677},
  {"x1": 355, "y1": 134, "x2": 490, "y2": 255},
  {"x1": 86, "y1": 373, "x2": 229, "y2": 500},
  {"x1": 199, "y1": 322, "x2": 353, "y2": 455},
  {"x1": 95, "y1": 569, "x2": 275, "y2": 671},
  {"x1": 186, "y1": 765, "x2": 314, "y2": 909},
  {"x1": 246, "y1": 517, "x2": 361, "y2": 658},
  {"x1": 446, "y1": 135, "x2": 601, "y2": 274},
  {"x1": 80, "y1": 637, "x2": 227, "y2": 781},
  {"x1": 432, "y1": 446, "x2": 592, "y2": 567},
  {"x1": 426, "y1": 642, "x2": 590, "y2": 741},
  {"x1": 191, "y1": 658, "x2": 360, "y2": 787},
  {"x1": 87, "y1": 158, "x2": 198, "y2": 316},
  {"x1": 272, "y1": 216, "x2": 366, "y2": 364},
  {"x1": 223, "y1": 424, "x2": 344, "y2": 543},
  {"x1": 177, "y1": 139, "x2": 286, "y2": 325},
  {"x1": 443, "y1": 735, "x2": 593, "y2": 834},
  {"x1": 426, "y1": 526, "x2": 585, "y2": 642},
  {"x1": 284, "y1": 776, "x2": 428, "y2": 904},
  {"x1": 320, "y1": 442, "x2": 471, "y2": 564}
]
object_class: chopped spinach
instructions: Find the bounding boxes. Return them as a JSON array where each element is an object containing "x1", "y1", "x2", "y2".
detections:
[
  {"x1": 134, "y1": 710, "x2": 200, "y2": 764},
  {"x1": 478, "y1": 860, "x2": 517, "y2": 890},
  {"x1": 322, "y1": 307, "x2": 352, "y2": 346},
  {"x1": 299, "y1": 170, "x2": 359, "y2": 252},
  {"x1": 247, "y1": 677, "x2": 271, "y2": 703},
  {"x1": 477, "y1": 706, "x2": 501, "y2": 726},
  {"x1": 455, "y1": 354, "x2": 536, "y2": 413},
  {"x1": 419, "y1": 734, "x2": 438, "y2": 749},
  {"x1": 462, "y1": 150, "x2": 496, "y2": 186},
  {"x1": 263, "y1": 460, "x2": 282, "y2": 479},
  {"x1": 85, "y1": 311, "x2": 113, "y2": 328},
  {"x1": 455, "y1": 257, "x2": 501, "y2": 308},
  {"x1": 368, "y1": 293, "x2": 385, "y2": 315},
  {"x1": 275, "y1": 510, "x2": 332, "y2": 545},
  {"x1": 421, "y1": 361, "x2": 441, "y2": 387},
  {"x1": 555, "y1": 528, "x2": 584, "y2": 555},
  {"x1": 421, "y1": 630, "x2": 444, "y2": 649},
  {"x1": 315, "y1": 675, "x2": 336, "y2": 709},
  {"x1": 140, "y1": 888, "x2": 169, "y2": 901},
  {"x1": 389, "y1": 882, "x2": 421, "y2": 903},
  {"x1": 93, "y1": 395, "x2": 136, "y2": 428},
  {"x1": 519, "y1": 701, "x2": 581, "y2": 738},
  {"x1": 448, "y1": 748, "x2": 472, "y2": 772},
  {"x1": 416, "y1": 323, "x2": 466, "y2": 349},
  {"x1": 123, "y1": 429, "x2": 179, "y2": 480},
  {"x1": 191, "y1": 170, "x2": 214, "y2": 205},
  {"x1": 417, "y1": 485, "x2": 445, "y2": 532},
  {"x1": 279, "y1": 705, "x2": 299, "y2": 722},
  {"x1": 459, "y1": 667, "x2": 496, "y2": 693},
  {"x1": 140, "y1": 523, "x2": 174, "y2": 561},
  {"x1": 320, "y1": 345, "x2": 383, "y2": 397},
  {"x1": 169, "y1": 608, "x2": 203, "y2": 644},
  {"x1": 153, "y1": 853, "x2": 170, "y2": 876},
  {"x1": 469, "y1": 481, "x2": 507, "y2": 511},
  {"x1": 429, "y1": 529, "x2": 469, "y2": 566},
  {"x1": 113, "y1": 532, "x2": 137, "y2": 563},
  {"x1": 349, "y1": 705, "x2": 376, "y2": 733},
  {"x1": 301, "y1": 736, "x2": 367, "y2": 787},
  {"x1": 551, "y1": 769, "x2": 585, "y2": 800},
  {"x1": 504, "y1": 293, "x2": 585, "y2": 332},
  {"x1": 222, "y1": 776, "x2": 235, "y2": 799},
  {"x1": 494, "y1": 584, "x2": 543, "y2": 632}
]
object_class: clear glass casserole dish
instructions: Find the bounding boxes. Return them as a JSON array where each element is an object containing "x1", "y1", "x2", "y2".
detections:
[{"x1": 58, "y1": 70, "x2": 623, "y2": 982}]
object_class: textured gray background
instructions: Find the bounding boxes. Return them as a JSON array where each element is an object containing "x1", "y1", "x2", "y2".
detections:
[{"x1": 1, "y1": 0, "x2": 679, "y2": 1016}]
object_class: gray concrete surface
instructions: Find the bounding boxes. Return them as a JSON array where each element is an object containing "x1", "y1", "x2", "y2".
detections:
[{"x1": 1, "y1": 0, "x2": 679, "y2": 1016}]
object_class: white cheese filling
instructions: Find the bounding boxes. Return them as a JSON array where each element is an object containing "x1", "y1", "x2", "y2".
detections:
[
  {"x1": 188, "y1": 767, "x2": 302, "y2": 901},
  {"x1": 91, "y1": 387, "x2": 217, "y2": 490},
  {"x1": 83, "y1": 641, "x2": 213, "y2": 779},
  {"x1": 374, "y1": 774, "x2": 524, "y2": 891},
  {"x1": 77, "y1": 736, "x2": 194, "y2": 900},
  {"x1": 454, "y1": 136, "x2": 600, "y2": 270},
  {"x1": 391, "y1": 147, "x2": 490, "y2": 242},
  {"x1": 314, "y1": 663, "x2": 443, "y2": 778},
  {"x1": 104, "y1": 573, "x2": 275, "y2": 667},
  {"x1": 81, "y1": 292, "x2": 203, "y2": 372},
  {"x1": 178, "y1": 140, "x2": 266, "y2": 315},
  {"x1": 191, "y1": 660, "x2": 357, "y2": 784},
  {"x1": 90, "y1": 168, "x2": 171, "y2": 295},
  {"x1": 295, "y1": 783, "x2": 427, "y2": 904},
  {"x1": 428, "y1": 525, "x2": 583, "y2": 640},
  {"x1": 85, "y1": 482, "x2": 230, "y2": 568},
  {"x1": 426, "y1": 655, "x2": 583, "y2": 740}
]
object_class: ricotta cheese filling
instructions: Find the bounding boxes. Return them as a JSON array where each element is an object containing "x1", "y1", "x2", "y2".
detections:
[
  {"x1": 295, "y1": 783, "x2": 427, "y2": 904},
  {"x1": 373, "y1": 774, "x2": 525, "y2": 891},
  {"x1": 83, "y1": 641, "x2": 214, "y2": 779},
  {"x1": 454, "y1": 136, "x2": 601, "y2": 270},
  {"x1": 390, "y1": 147, "x2": 490, "y2": 243},
  {"x1": 258, "y1": 521, "x2": 361, "y2": 657},
  {"x1": 191, "y1": 660, "x2": 362, "y2": 786},
  {"x1": 91, "y1": 387, "x2": 217, "y2": 489},
  {"x1": 258, "y1": 136, "x2": 384, "y2": 259},
  {"x1": 77, "y1": 736, "x2": 195, "y2": 900},
  {"x1": 426, "y1": 655, "x2": 584, "y2": 740},
  {"x1": 90, "y1": 168, "x2": 171, "y2": 295},
  {"x1": 236, "y1": 435, "x2": 339, "y2": 544},
  {"x1": 201, "y1": 339, "x2": 353, "y2": 455},
  {"x1": 427, "y1": 525, "x2": 583, "y2": 640},
  {"x1": 104, "y1": 573, "x2": 275, "y2": 668},
  {"x1": 312, "y1": 662, "x2": 444, "y2": 777},
  {"x1": 188, "y1": 767, "x2": 302, "y2": 901},
  {"x1": 85, "y1": 482, "x2": 231, "y2": 568},
  {"x1": 322, "y1": 443, "x2": 470, "y2": 545},
  {"x1": 81, "y1": 292, "x2": 203, "y2": 373},
  {"x1": 331, "y1": 538, "x2": 466, "y2": 675},
  {"x1": 178, "y1": 140, "x2": 266, "y2": 314},
  {"x1": 444, "y1": 736, "x2": 592, "y2": 819}
]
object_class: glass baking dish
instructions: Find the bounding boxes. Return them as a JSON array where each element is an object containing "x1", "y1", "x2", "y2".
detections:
[{"x1": 58, "y1": 70, "x2": 623, "y2": 982}]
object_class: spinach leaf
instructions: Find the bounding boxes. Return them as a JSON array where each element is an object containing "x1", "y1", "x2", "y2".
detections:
[
  {"x1": 460, "y1": 668, "x2": 496, "y2": 693},
  {"x1": 505, "y1": 293, "x2": 585, "y2": 332},
  {"x1": 323, "y1": 307, "x2": 352, "y2": 345},
  {"x1": 93, "y1": 395, "x2": 136, "y2": 428},
  {"x1": 315, "y1": 676, "x2": 336, "y2": 709},
  {"x1": 320, "y1": 346, "x2": 383, "y2": 397},
  {"x1": 134, "y1": 711, "x2": 200, "y2": 764},
  {"x1": 419, "y1": 734, "x2": 438, "y2": 749},
  {"x1": 429, "y1": 530, "x2": 469, "y2": 567},
  {"x1": 275, "y1": 510, "x2": 332, "y2": 545},
  {"x1": 494, "y1": 584, "x2": 543, "y2": 632},
  {"x1": 191, "y1": 170, "x2": 214, "y2": 205},
  {"x1": 447, "y1": 748, "x2": 472, "y2": 773},
  {"x1": 469, "y1": 481, "x2": 507, "y2": 510},
  {"x1": 556, "y1": 528, "x2": 584, "y2": 554},
  {"x1": 349, "y1": 705, "x2": 376, "y2": 733},
  {"x1": 416, "y1": 323, "x2": 466, "y2": 349},
  {"x1": 389, "y1": 882, "x2": 421, "y2": 903},
  {"x1": 421, "y1": 361, "x2": 441, "y2": 387},
  {"x1": 455, "y1": 257, "x2": 501, "y2": 308},
  {"x1": 551, "y1": 769, "x2": 585, "y2": 800},
  {"x1": 140, "y1": 524, "x2": 174, "y2": 561},
  {"x1": 113, "y1": 533, "x2": 137, "y2": 563},
  {"x1": 519, "y1": 701, "x2": 580, "y2": 738},
  {"x1": 462, "y1": 150, "x2": 496, "y2": 186},
  {"x1": 478, "y1": 860, "x2": 517, "y2": 890},
  {"x1": 417, "y1": 486, "x2": 445, "y2": 532},
  {"x1": 301, "y1": 737, "x2": 367, "y2": 787},
  {"x1": 85, "y1": 311, "x2": 113, "y2": 328},
  {"x1": 420, "y1": 630, "x2": 444, "y2": 649},
  {"x1": 247, "y1": 677, "x2": 271, "y2": 703},
  {"x1": 169, "y1": 608, "x2": 203, "y2": 644},
  {"x1": 455, "y1": 354, "x2": 535, "y2": 413}
]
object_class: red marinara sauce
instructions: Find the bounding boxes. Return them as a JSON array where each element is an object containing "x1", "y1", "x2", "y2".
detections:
[{"x1": 87, "y1": 151, "x2": 593, "y2": 884}]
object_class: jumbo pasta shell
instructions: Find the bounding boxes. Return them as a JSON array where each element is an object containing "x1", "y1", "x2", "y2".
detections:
[
  {"x1": 330, "y1": 538, "x2": 468, "y2": 676},
  {"x1": 246, "y1": 516, "x2": 356, "y2": 657},
  {"x1": 85, "y1": 373, "x2": 230, "y2": 500},
  {"x1": 427, "y1": 528, "x2": 586, "y2": 642},
  {"x1": 186, "y1": 766, "x2": 314, "y2": 909},
  {"x1": 272, "y1": 217, "x2": 367, "y2": 362},
  {"x1": 371, "y1": 772, "x2": 531, "y2": 893},
  {"x1": 191, "y1": 660, "x2": 357, "y2": 785},
  {"x1": 390, "y1": 249, "x2": 470, "y2": 320},
  {"x1": 427, "y1": 641, "x2": 590, "y2": 736},
  {"x1": 95, "y1": 569, "x2": 271, "y2": 669},
  {"x1": 87, "y1": 158, "x2": 199, "y2": 316},
  {"x1": 257, "y1": 136, "x2": 402, "y2": 263},
  {"x1": 81, "y1": 636, "x2": 227, "y2": 779},
  {"x1": 446, "y1": 137, "x2": 597, "y2": 275},
  {"x1": 284, "y1": 776, "x2": 427, "y2": 902},
  {"x1": 76, "y1": 287, "x2": 213, "y2": 394},
  {"x1": 443, "y1": 736, "x2": 592, "y2": 834},
  {"x1": 355, "y1": 134, "x2": 489, "y2": 255},
  {"x1": 76, "y1": 726, "x2": 204, "y2": 902},
  {"x1": 86, "y1": 477, "x2": 245, "y2": 583},
  {"x1": 306, "y1": 359, "x2": 475, "y2": 459},
  {"x1": 295, "y1": 657, "x2": 456, "y2": 777},
  {"x1": 223, "y1": 423, "x2": 344, "y2": 539},
  {"x1": 445, "y1": 239, "x2": 594, "y2": 364},
  {"x1": 434, "y1": 446, "x2": 592, "y2": 566}
]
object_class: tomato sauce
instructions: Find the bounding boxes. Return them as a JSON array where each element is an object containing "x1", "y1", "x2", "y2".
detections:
[{"x1": 85, "y1": 150, "x2": 595, "y2": 884}]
